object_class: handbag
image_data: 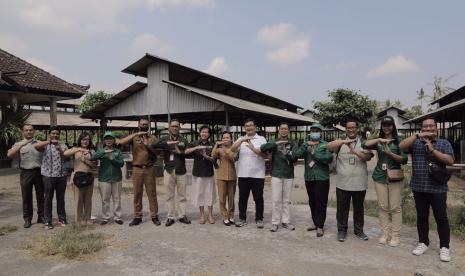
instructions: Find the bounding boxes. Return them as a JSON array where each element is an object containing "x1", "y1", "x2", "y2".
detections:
[
  {"x1": 383, "y1": 150, "x2": 404, "y2": 182},
  {"x1": 387, "y1": 168, "x2": 404, "y2": 182},
  {"x1": 73, "y1": 171, "x2": 94, "y2": 188},
  {"x1": 427, "y1": 153, "x2": 451, "y2": 185}
]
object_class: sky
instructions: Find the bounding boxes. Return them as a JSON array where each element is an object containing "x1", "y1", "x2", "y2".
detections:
[{"x1": 1, "y1": 0, "x2": 464, "y2": 110}]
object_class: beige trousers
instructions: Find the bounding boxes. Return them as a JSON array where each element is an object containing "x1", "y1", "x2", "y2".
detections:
[
  {"x1": 164, "y1": 171, "x2": 187, "y2": 218},
  {"x1": 99, "y1": 181, "x2": 122, "y2": 221},
  {"x1": 374, "y1": 181, "x2": 403, "y2": 237}
]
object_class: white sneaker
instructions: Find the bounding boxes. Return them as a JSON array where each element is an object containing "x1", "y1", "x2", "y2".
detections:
[
  {"x1": 439, "y1": 247, "x2": 451, "y2": 262},
  {"x1": 412, "y1": 243, "x2": 428, "y2": 256}
]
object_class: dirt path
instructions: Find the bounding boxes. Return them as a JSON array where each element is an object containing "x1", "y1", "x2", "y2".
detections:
[{"x1": 1, "y1": 169, "x2": 464, "y2": 275}]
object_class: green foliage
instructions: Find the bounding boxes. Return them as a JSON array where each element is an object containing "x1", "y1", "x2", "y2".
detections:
[
  {"x1": 313, "y1": 88, "x2": 377, "y2": 128},
  {"x1": 0, "y1": 105, "x2": 32, "y2": 147},
  {"x1": 78, "y1": 91, "x2": 111, "y2": 114},
  {"x1": 404, "y1": 105, "x2": 423, "y2": 119}
]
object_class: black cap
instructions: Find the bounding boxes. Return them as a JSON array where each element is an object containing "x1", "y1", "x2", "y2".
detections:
[{"x1": 381, "y1": 116, "x2": 394, "y2": 125}]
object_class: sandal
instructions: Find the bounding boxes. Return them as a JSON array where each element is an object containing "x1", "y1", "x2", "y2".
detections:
[
  {"x1": 199, "y1": 215, "x2": 206, "y2": 224},
  {"x1": 208, "y1": 216, "x2": 215, "y2": 224}
]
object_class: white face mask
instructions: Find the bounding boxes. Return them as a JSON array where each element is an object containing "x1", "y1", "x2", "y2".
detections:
[{"x1": 309, "y1": 132, "x2": 321, "y2": 141}]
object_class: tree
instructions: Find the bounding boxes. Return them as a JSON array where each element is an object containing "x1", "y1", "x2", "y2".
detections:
[
  {"x1": 0, "y1": 104, "x2": 31, "y2": 152},
  {"x1": 404, "y1": 105, "x2": 423, "y2": 119},
  {"x1": 430, "y1": 75, "x2": 456, "y2": 101},
  {"x1": 313, "y1": 88, "x2": 377, "y2": 128},
  {"x1": 78, "y1": 90, "x2": 111, "y2": 114},
  {"x1": 416, "y1": 88, "x2": 431, "y2": 113}
]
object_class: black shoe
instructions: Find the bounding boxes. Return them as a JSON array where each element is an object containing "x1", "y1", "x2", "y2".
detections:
[
  {"x1": 223, "y1": 220, "x2": 231, "y2": 226},
  {"x1": 307, "y1": 226, "x2": 317, "y2": 231},
  {"x1": 337, "y1": 231, "x2": 347, "y2": 242},
  {"x1": 165, "y1": 218, "x2": 175, "y2": 227},
  {"x1": 100, "y1": 220, "x2": 109, "y2": 225},
  {"x1": 152, "y1": 216, "x2": 161, "y2": 226},
  {"x1": 129, "y1": 218, "x2": 143, "y2": 226},
  {"x1": 115, "y1": 219, "x2": 124, "y2": 225},
  {"x1": 37, "y1": 217, "x2": 45, "y2": 224},
  {"x1": 24, "y1": 220, "x2": 32, "y2": 228},
  {"x1": 45, "y1": 222, "x2": 54, "y2": 230},
  {"x1": 355, "y1": 232, "x2": 369, "y2": 241},
  {"x1": 178, "y1": 216, "x2": 191, "y2": 224}
]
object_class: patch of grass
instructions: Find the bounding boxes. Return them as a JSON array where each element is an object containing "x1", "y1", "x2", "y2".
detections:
[
  {"x1": 0, "y1": 225, "x2": 18, "y2": 236},
  {"x1": 39, "y1": 224, "x2": 106, "y2": 259}
]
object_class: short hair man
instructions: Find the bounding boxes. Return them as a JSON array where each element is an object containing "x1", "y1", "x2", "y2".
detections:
[
  {"x1": 399, "y1": 117, "x2": 454, "y2": 262},
  {"x1": 327, "y1": 118, "x2": 373, "y2": 242},
  {"x1": 230, "y1": 118, "x2": 268, "y2": 228},
  {"x1": 117, "y1": 117, "x2": 161, "y2": 226},
  {"x1": 7, "y1": 124, "x2": 44, "y2": 228}
]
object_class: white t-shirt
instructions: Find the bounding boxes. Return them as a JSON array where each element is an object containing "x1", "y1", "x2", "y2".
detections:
[{"x1": 237, "y1": 134, "x2": 267, "y2": 178}]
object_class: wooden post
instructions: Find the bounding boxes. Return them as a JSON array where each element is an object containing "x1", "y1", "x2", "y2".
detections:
[
  {"x1": 225, "y1": 108, "x2": 229, "y2": 131},
  {"x1": 10, "y1": 93, "x2": 18, "y2": 112},
  {"x1": 49, "y1": 97, "x2": 57, "y2": 126}
]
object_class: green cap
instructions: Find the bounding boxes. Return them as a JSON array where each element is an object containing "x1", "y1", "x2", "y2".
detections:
[
  {"x1": 103, "y1": 131, "x2": 115, "y2": 139},
  {"x1": 310, "y1": 123, "x2": 323, "y2": 130}
]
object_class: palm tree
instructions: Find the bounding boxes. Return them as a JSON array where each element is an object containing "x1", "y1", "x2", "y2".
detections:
[
  {"x1": 430, "y1": 75, "x2": 456, "y2": 101},
  {"x1": 416, "y1": 88, "x2": 430, "y2": 112}
]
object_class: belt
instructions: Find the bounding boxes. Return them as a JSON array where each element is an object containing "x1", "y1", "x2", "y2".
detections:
[
  {"x1": 133, "y1": 164, "x2": 153, "y2": 169},
  {"x1": 20, "y1": 167, "x2": 41, "y2": 171}
]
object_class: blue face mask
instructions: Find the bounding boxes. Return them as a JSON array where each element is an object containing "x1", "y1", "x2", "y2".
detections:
[{"x1": 309, "y1": 132, "x2": 321, "y2": 141}]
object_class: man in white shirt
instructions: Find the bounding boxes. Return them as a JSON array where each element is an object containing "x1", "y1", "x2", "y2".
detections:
[{"x1": 230, "y1": 118, "x2": 267, "y2": 228}]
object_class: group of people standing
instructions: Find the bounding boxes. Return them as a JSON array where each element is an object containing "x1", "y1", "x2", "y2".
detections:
[{"x1": 8, "y1": 114, "x2": 454, "y2": 262}]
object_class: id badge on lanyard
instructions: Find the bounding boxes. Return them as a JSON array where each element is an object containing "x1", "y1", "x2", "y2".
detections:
[{"x1": 349, "y1": 156, "x2": 356, "y2": 165}]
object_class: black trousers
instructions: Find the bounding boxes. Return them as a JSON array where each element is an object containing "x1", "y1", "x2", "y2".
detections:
[
  {"x1": 336, "y1": 188, "x2": 366, "y2": 234},
  {"x1": 305, "y1": 180, "x2": 330, "y2": 228},
  {"x1": 238, "y1": 177, "x2": 264, "y2": 222},
  {"x1": 43, "y1": 176, "x2": 67, "y2": 223},
  {"x1": 413, "y1": 191, "x2": 450, "y2": 248},
  {"x1": 20, "y1": 168, "x2": 44, "y2": 221}
]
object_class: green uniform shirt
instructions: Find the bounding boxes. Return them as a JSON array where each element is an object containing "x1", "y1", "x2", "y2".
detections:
[
  {"x1": 260, "y1": 139, "x2": 298, "y2": 179},
  {"x1": 362, "y1": 138, "x2": 408, "y2": 184},
  {"x1": 90, "y1": 148, "x2": 124, "y2": 182},
  {"x1": 293, "y1": 140, "x2": 333, "y2": 181}
]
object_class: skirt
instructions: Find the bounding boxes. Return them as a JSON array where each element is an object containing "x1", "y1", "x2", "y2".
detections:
[{"x1": 190, "y1": 176, "x2": 216, "y2": 207}]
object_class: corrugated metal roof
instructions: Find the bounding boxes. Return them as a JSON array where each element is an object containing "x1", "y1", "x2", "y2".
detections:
[
  {"x1": 164, "y1": 80, "x2": 315, "y2": 125},
  {"x1": 404, "y1": 97, "x2": 465, "y2": 124},
  {"x1": 122, "y1": 53, "x2": 302, "y2": 111},
  {"x1": 27, "y1": 110, "x2": 139, "y2": 129},
  {"x1": 429, "y1": 85, "x2": 465, "y2": 106},
  {"x1": 81, "y1": 82, "x2": 147, "y2": 118}
]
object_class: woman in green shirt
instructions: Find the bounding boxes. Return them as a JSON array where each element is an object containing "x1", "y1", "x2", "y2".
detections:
[
  {"x1": 363, "y1": 116, "x2": 408, "y2": 247},
  {"x1": 293, "y1": 123, "x2": 333, "y2": 237}
]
